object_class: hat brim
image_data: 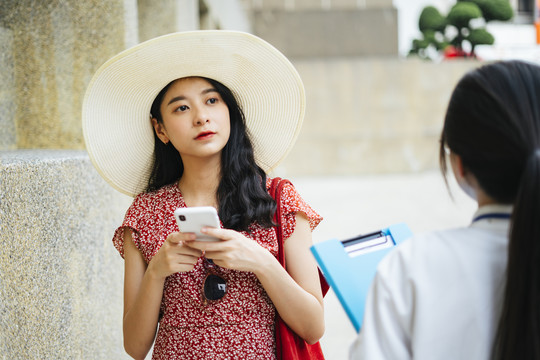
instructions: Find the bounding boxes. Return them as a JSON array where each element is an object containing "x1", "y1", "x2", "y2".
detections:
[{"x1": 82, "y1": 31, "x2": 305, "y2": 197}]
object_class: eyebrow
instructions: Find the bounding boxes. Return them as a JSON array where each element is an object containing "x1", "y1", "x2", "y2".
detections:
[{"x1": 167, "y1": 88, "x2": 219, "y2": 106}]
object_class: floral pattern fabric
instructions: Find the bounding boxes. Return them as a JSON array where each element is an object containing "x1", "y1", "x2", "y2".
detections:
[{"x1": 112, "y1": 178, "x2": 322, "y2": 360}]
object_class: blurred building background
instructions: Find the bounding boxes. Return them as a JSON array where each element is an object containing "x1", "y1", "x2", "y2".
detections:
[{"x1": 1, "y1": 0, "x2": 538, "y2": 358}]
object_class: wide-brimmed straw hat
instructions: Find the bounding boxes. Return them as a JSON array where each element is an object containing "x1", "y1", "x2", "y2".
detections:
[{"x1": 82, "y1": 30, "x2": 305, "y2": 197}]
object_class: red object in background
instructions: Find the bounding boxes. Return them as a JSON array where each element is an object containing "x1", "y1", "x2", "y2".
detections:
[
  {"x1": 536, "y1": 22, "x2": 540, "y2": 45},
  {"x1": 443, "y1": 46, "x2": 470, "y2": 58}
]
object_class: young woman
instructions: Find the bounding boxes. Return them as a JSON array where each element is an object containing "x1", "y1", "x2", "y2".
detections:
[
  {"x1": 350, "y1": 60, "x2": 540, "y2": 360},
  {"x1": 83, "y1": 31, "x2": 325, "y2": 360}
]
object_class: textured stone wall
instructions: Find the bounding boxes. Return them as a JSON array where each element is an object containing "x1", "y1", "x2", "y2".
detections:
[
  {"x1": 276, "y1": 58, "x2": 480, "y2": 176},
  {"x1": 253, "y1": 7, "x2": 398, "y2": 58},
  {"x1": 0, "y1": 26, "x2": 15, "y2": 150},
  {"x1": 0, "y1": 0, "x2": 129, "y2": 150},
  {"x1": 0, "y1": 1, "x2": 136, "y2": 356},
  {"x1": 249, "y1": 0, "x2": 398, "y2": 58},
  {"x1": 138, "y1": 0, "x2": 184, "y2": 42},
  {"x1": 0, "y1": 150, "x2": 131, "y2": 359},
  {"x1": 246, "y1": 0, "x2": 394, "y2": 10}
]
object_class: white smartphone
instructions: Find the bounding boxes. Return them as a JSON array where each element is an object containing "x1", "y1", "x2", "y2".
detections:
[{"x1": 174, "y1": 206, "x2": 221, "y2": 242}]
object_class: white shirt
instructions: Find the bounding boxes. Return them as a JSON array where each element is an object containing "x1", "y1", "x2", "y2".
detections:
[{"x1": 350, "y1": 205, "x2": 512, "y2": 360}]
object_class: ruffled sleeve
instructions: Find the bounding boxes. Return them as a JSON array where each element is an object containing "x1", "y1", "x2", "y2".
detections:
[
  {"x1": 277, "y1": 181, "x2": 323, "y2": 240},
  {"x1": 112, "y1": 193, "x2": 148, "y2": 259}
]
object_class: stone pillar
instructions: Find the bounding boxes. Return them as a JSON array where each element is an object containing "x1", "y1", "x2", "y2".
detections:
[
  {"x1": 0, "y1": 0, "x2": 138, "y2": 357},
  {"x1": 0, "y1": 27, "x2": 15, "y2": 150},
  {"x1": 0, "y1": 150, "x2": 132, "y2": 359},
  {"x1": 0, "y1": 0, "x2": 135, "y2": 150},
  {"x1": 138, "y1": 0, "x2": 199, "y2": 42}
]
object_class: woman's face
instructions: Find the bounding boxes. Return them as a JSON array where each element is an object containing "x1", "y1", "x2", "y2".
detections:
[{"x1": 153, "y1": 77, "x2": 231, "y2": 164}]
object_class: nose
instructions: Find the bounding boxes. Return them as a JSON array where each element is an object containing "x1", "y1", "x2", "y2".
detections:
[{"x1": 193, "y1": 106, "x2": 210, "y2": 126}]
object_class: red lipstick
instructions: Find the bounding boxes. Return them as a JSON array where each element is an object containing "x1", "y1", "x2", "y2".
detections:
[{"x1": 195, "y1": 131, "x2": 216, "y2": 140}]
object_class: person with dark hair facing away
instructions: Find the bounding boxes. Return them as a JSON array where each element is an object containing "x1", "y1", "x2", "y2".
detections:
[
  {"x1": 82, "y1": 31, "x2": 325, "y2": 359},
  {"x1": 350, "y1": 60, "x2": 540, "y2": 360}
]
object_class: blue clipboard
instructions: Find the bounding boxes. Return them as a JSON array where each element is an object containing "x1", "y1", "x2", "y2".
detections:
[{"x1": 310, "y1": 223, "x2": 412, "y2": 332}]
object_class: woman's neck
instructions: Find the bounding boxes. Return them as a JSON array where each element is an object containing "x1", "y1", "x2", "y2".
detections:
[{"x1": 178, "y1": 157, "x2": 221, "y2": 208}]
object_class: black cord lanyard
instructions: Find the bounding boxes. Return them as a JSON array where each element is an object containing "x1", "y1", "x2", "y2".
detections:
[{"x1": 472, "y1": 213, "x2": 511, "y2": 223}]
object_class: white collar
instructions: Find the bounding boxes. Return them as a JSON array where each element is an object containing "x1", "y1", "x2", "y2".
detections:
[{"x1": 471, "y1": 204, "x2": 513, "y2": 225}]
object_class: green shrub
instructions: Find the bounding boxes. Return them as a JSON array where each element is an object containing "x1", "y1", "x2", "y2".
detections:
[
  {"x1": 459, "y1": 0, "x2": 513, "y2": 22},
  {"x1": 468, "y1": 28, "x2": 495, "y2": 46},
  {"x1": 419, "y1": 6, "x2": 447, "y2": 32},
  {"x1": 410, "y1": 0, "x2": 513, "y2": 60},
  {"x1": 447, "y1": 2, "x2": 482, "y2": 29}
]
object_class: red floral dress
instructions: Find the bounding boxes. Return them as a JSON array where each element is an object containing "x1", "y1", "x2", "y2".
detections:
[{"x1": 112, "y1": 178, "x2": 322, "y2": 360}]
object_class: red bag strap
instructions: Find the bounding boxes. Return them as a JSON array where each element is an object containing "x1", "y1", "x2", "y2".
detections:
[{"x1": 270, "y1": 177, "x2": 290, "y2": 267}]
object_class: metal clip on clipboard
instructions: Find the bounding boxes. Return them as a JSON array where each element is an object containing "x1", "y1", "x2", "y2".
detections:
[
  {"x1": 310, "y1": 223, "x2": 412, "y2": 332},
  {"x1": 342, "y1": 231, "x2": 394, "y2": 258}
]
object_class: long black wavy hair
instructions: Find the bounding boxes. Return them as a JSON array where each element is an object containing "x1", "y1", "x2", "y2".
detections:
[
  {"x1": 147, "y1": 77, "x2": 276, "y2": 231},
  {"x1": 440, "y1": 60, "x2": 540, "y2": 360}
]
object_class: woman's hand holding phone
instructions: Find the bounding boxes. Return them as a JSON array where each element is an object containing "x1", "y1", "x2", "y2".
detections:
[
  {"x1": 147, "y1": 232, "x2": 202, "y2": 279},
  {"x1": 186, "y1": 226, "x2": 275, "y2": 273},
  {"x1": 173, "y1": 206, "x2": 274, "y2": 273}
]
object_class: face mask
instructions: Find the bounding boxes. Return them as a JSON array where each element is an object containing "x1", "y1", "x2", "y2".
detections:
[
  {"x1": 449, "y1": 151, "x2": 477, "y2": 201},
  {"x1": 456, "y1": 176, "x2": 478, "y2": 201}
]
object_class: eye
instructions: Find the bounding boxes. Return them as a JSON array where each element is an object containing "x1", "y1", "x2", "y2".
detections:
[
  {"x1": 207, "y1": 98, "x2": 218, "y2": 105},
  {"x1": 175, "y1": 105, "x2": 189, "y2": 112}
]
